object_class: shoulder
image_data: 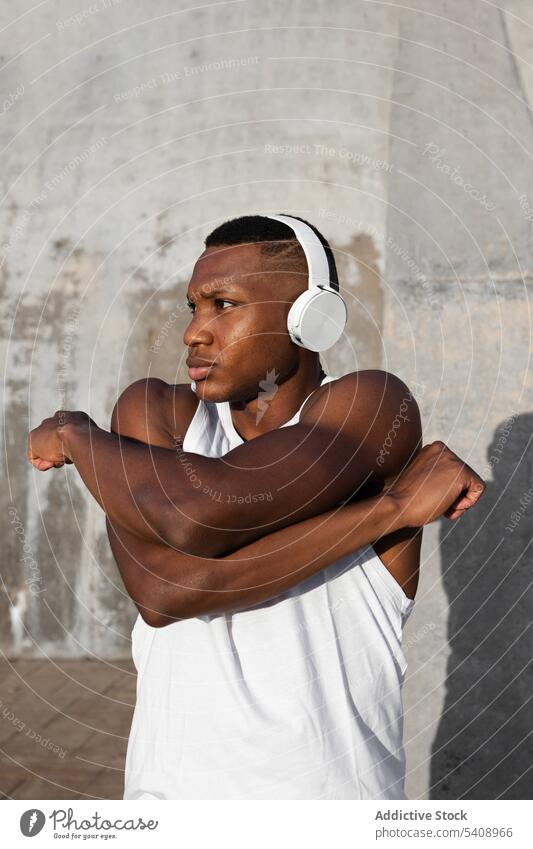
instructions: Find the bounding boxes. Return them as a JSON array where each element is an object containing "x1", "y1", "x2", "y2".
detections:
[
  {"x1": 302, "y1": 369, "x2": 421, "y2": 427},
  {"x1": 301, "y1": 369, "x2": 422, "y2": 475},
  {"x1": 333, "y1": 368, "x2": 417, "y2": 397},
  {"x1": 110, "y1": 377, "x2": 199, "y2": 445}
]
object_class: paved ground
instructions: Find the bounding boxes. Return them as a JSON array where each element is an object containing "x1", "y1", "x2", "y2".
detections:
[{"x1": 0, "y1": 655, "x2": 136, "y2": 799}]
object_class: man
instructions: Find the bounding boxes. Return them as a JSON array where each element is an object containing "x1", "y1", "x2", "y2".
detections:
[{"x1": 28, "y1": 214, "x2": 485, "y2": 800}]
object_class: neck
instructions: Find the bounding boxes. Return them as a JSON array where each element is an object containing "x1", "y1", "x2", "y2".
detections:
[{"x1": 229, "y1": 359, "x2": 327, "y2": 441}]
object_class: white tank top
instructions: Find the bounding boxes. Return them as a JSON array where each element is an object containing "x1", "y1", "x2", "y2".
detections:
[{"x1": 124, "y1": 373, "x2": 415, "y2": 800}]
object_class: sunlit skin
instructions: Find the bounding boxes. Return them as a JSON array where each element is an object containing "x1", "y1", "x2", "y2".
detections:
[
  {"x1": 26, "y1": 236, "x2": 486, "y2": 622},
  {"x1": 183, "y1": 242, "x2": 326, "y2": 440}
]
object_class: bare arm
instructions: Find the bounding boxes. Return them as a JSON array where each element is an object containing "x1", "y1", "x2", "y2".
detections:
[
  {"x1": 106, "y1": 490, "x2": 405, "y2": 627},
  {"x1": 90, "y1": 372, "x2": 422, "y2": 555},
  {"x1": 108, "y1": 434, "x2": 484, "y2": 627},
  {"x1": 105, "y1": 390, "x2": 483, "y2": 625},
  {"x1": 60, "y1": 423, "x2": 178, "y2": 544},
  {"x1": 104, "y1": 380, "x2": 418, "y2": 625},
  {"x1": 164, "y1": 370, "x2": 422, "y2": 555}
]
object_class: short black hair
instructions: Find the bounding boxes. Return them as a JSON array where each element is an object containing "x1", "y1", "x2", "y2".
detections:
[{"x1": 204, "y1": 214, "x2": 340, "y2": 292}]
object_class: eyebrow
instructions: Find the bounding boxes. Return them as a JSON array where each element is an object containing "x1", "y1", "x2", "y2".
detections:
[{"x1": 186, "y1": 283, "x2": 247, "y2": 301}]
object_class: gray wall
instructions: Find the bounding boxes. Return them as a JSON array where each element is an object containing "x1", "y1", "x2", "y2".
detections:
[{"x1": 1, "y1": 0, "x2": 531, "y2": 799}]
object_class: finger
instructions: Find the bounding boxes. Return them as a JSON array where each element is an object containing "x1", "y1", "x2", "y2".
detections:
[
  {"x1": 450, "y1": 492, "x2": 477, "y2": 511},
  {"x1": 445, "y1": 481, "x2": 484, "y2": 517},
  {"x1": 31, "y1": 458, "x2": 55, "y2": 471},
  {"x1": 444, "y1": 503, "x2": 468, "y2": 519},
  {"x1": 462, "y1": 479, "x2": 485, "y2": 508}
]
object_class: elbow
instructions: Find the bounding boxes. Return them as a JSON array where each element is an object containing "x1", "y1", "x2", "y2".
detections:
[
  {"x1": 138, "y1": 608, "x2": 183, "y2": 629},
  {"x1": 138, "y1": 599, "x2": 209, "y2": 629},
  {"x1": 134, "y1": 580, "x2": 173, "y2": 628},
  {"x1": 136, "y1": 587, "x2": 196, "y2": 628},
  {"x1": 136, "y1": 569, "x2": 217, "y2": 627},
  {"x1": 138, "y1": 606, "x2": 167, "y2": 628}
]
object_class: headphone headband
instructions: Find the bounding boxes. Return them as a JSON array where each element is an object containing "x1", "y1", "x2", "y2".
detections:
[
  {"x1": 263, "y1": 214, "x2": 333, "y2": 290},
  {"x1": 261, "y1": 213, "x2": 346, "y2": 353}
]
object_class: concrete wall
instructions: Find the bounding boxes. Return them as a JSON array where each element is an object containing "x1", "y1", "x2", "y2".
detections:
[{"x1": 1, "y1": 0, "x2": 531, "y2": 799}]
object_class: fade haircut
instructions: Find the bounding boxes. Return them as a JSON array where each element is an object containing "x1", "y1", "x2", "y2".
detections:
[{"x1": 204, "y1": 214, "x2": 340, "y2": 293}]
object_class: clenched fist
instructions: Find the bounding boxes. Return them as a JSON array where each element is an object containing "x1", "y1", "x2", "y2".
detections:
[
  {"x1": 389, "y1": 440, "x2": 486, "y2": 526},
  {"x1": 27, "y1": 410, "x2": 98, "y2": 471}
]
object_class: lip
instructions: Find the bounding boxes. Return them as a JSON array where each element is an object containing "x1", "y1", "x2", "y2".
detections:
[
  {"x1": 186, "y1": 357, "x2": 217, "y2": 381},
  {"x1": 188, "y1": 365, "x2": 216, "y2": 380}
]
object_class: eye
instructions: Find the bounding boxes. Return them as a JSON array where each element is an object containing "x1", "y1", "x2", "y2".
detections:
[{"x1": 186, "y1": 298, "x2": 236, "y2": 314}]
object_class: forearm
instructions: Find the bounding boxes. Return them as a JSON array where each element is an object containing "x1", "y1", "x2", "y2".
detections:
[
  {"x1": 107, "y1": 491, "x2": 405, "y2": 626},
  {"x1": 63, "y1": 422, "x2": 186, "y2": 544},
  {"x1": 63, "y1": 419, "x2": 376, "y2": 557},
  {"x1": 200, "y1": 492, "x2": 404, "y2": 617},
  {"x1": 166, "y1": 425, "x2": 379, "y2": 557}
]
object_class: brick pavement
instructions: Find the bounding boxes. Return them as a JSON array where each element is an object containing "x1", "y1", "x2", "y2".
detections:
[{"x1": 0, "y1": 655, "x2": 136, "y2": 799}]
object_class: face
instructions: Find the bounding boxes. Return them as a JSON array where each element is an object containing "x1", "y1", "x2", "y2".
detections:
[{"x1": 183, "y1": 242, "x2": 305, "y2": 402}]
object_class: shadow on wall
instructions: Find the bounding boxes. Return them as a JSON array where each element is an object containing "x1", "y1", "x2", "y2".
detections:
[{"x1": 430, "y1": 413, "x2": 533, "y2": 800}]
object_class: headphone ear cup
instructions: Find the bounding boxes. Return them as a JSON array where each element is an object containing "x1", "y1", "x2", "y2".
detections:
[{"x1": 288, "y1": 289, "x2": 347, "y2": 352}]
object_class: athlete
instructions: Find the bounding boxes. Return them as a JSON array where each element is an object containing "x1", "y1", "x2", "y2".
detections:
[{"x1": 27, "y1": 214, "x2": 485, "y2": 799}]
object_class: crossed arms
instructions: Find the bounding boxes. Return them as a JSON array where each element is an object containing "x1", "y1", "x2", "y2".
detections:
[
  {"x1": 58, "y1": 371, "x2": 423, "y2": 625},
  {"x1": 65, "y1": 371, "x2": 420, "y2": 552},
  {"x1": 28, "y1": 365, "x2": 486, "y2": 625}
]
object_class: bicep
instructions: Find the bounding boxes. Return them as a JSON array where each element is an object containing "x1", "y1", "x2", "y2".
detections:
[
  {"x1": 194, "y1": 371, "x2": 422, "y2": 553},
  {"x1": 110, "y1": 377, "x2": 174, "y2": 446}
]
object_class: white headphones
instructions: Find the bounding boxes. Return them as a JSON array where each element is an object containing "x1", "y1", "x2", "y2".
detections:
[
  {"x1": 190, "y1": 214, "x2": 347, "y2": 391},
  {"x1": 264, "y1": 214, "x2": 347, "y2": 352}
]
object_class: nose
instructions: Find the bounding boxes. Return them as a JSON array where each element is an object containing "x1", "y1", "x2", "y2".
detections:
[{"x1": 183, "y1": 310, "x2": 215, "y2": 348}]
